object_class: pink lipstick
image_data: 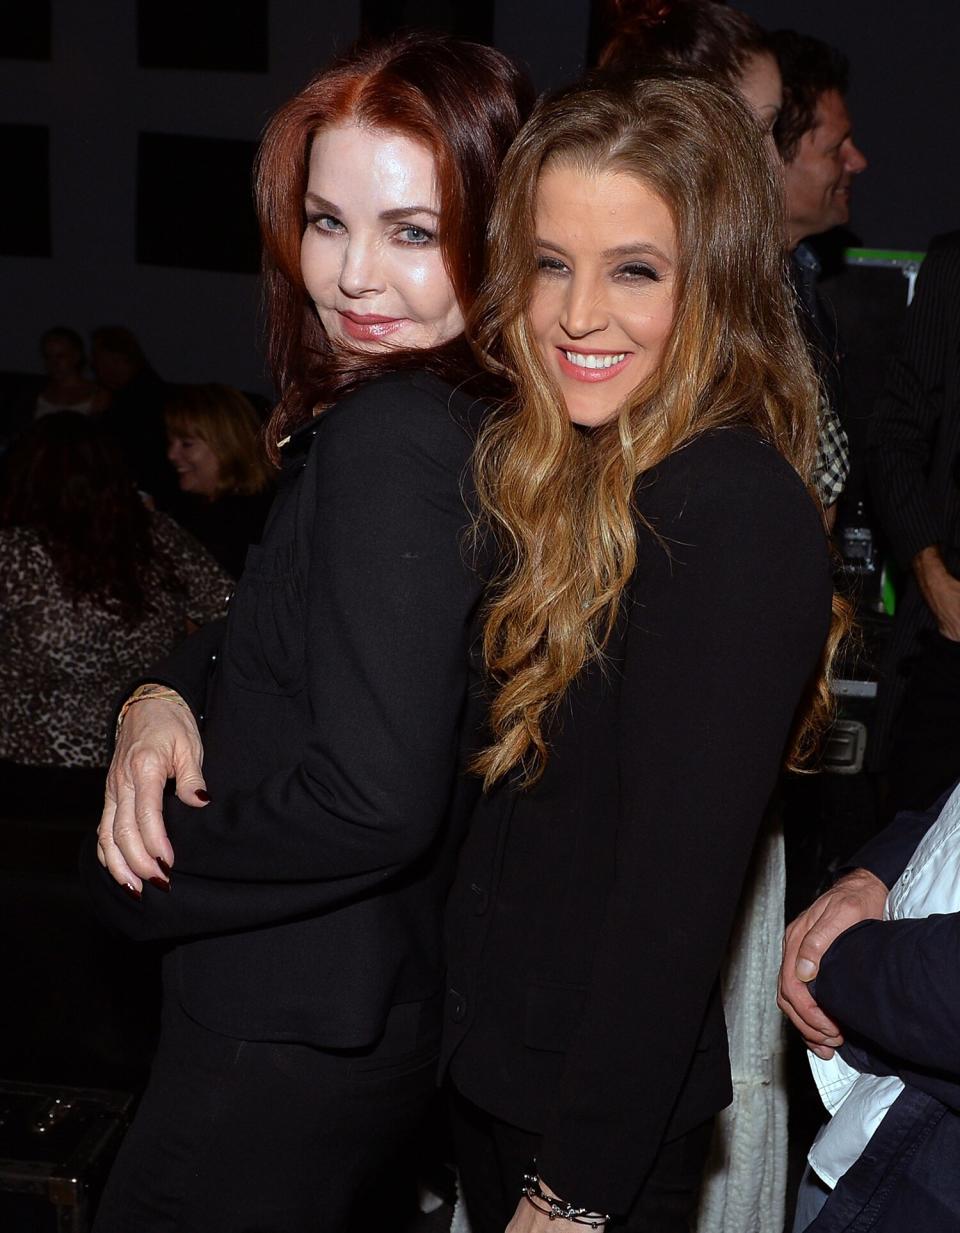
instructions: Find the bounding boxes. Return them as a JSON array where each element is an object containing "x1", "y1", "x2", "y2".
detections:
[
  {"x1": 338, "y1": 311, "x2": 409, "y2": 341},
  {"x1": 556, "y1": 347, "x2": 632, "y2": 383}
]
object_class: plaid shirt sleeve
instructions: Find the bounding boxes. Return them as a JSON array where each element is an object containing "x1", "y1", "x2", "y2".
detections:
[{"x1": 813, "y1": 394, "x2": 850, "y2": 507}]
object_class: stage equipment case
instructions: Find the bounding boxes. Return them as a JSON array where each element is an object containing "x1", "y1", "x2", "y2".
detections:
[{"x1": 0, "y1": 1081, "x2": 133, "y2": 1232}]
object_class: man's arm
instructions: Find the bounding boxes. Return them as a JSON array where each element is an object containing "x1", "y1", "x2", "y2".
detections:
[
  {"x1": 816, "y1": 912, "x2": 960, "y2": 1078},
  {"x1": 913, "y1": 545, "x2": 960, "y2": 640},
  {"x1": 778, "y1": 869, "x2": 887, "y2": 1056},
  {"x1": 778, "y1": 790, "x2": 952, "y2": 1055}
]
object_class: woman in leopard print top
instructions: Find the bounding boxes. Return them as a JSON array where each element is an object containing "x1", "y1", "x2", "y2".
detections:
[{"x1": 0, "y1": 414, "x2": 232, "y2": 773}]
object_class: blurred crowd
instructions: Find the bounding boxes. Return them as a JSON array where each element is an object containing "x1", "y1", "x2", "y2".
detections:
[{"x1": 0, "y1": 325, "x2": 275, "y2": 811}]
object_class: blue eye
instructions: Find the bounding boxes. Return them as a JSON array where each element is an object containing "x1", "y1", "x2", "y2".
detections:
[
  {"x1": 397, "y1": 225, "x2": 435, "y2": 246},
  {"x1": 307, "y1": 213, "x2": 344, "y2": 234}
]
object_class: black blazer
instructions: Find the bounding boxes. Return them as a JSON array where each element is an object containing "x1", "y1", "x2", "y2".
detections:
[
  {"x1": 442, "y1": 429, "x2": 832, "y2": 1215},
  {"x1": 867, "y1": 233, "x2": 960, "y2": 763},
  {"x1": 81, "y1": 372, "x2": 489, "y2": 1048}
]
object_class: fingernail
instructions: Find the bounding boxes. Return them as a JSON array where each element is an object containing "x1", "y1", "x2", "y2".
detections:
[
  {"x1": 148, "y1": 876, "x2": 171, "y2": 894},
  {"x1": 157, "y1": 857, "x2": 172, "y2": 877},
  {"x1": 796, "y1": 958, "x2": 817, "y2": 981},
  {"x1": 196, "y1": 789, "x2": 211, "y2": 803},
  {"x1": 123, "y1": 883, "x2": 142, "y2": 901},
  {"x1": 812, "y1": 1046, "x2": 832, "y2": 1060}
]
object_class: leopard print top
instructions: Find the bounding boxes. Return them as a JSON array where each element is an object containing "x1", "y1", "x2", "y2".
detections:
[{"x1": 0, "y1": 512, "x2": 232, "y2": 768}]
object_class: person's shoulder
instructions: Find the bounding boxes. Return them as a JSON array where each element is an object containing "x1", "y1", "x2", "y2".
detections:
[
  {"x1": 322, "y1": 374, "x2": 485, "y2": 443},
  {"x1": 638, "y1": 427, "x2": 824, "y2": 546},
  {"x1": 318, "y1": 371, "x2": 486, "y2": 455},
  {"x1": 0, "y1": 527, "x2": 53, "y2": 591},
  {"x1": 148, "y1": 508, "x2": 202, "y2": 555},
  {"x1": 918, "y1": 233, "x2": 960, "y2": 288},
  {"x1": 928, "y1": 231, "x2": 960, "y2": 256},
  {"x1": 641, "y1": 426, "x2": 811, "y2": 507},
  {"x1": 0, "y1": 525, "x2": 46, "y2": 560}
]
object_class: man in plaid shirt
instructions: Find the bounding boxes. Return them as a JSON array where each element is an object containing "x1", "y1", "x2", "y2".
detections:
[{"x1": 771, "y1": 30, "x2": 868, "y2": 523}]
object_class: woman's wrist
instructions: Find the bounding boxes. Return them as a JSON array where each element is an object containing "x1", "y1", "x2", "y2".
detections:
[
  {"x1": 521, "y1": 1170, "x2": 608, "y2": 1228},
  {"x1": 116, "y1": 683, "x2": 189, "y2": 735}
]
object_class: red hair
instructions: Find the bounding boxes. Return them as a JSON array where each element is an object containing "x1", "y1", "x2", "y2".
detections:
[{"x1": 255, "y1": 32, "x2": 533, "y2": 455}]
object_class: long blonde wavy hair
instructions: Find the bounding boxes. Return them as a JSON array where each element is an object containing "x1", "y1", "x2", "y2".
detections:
[{"x1": 471, "y1": 74, "x2": 847, "y2": 789}]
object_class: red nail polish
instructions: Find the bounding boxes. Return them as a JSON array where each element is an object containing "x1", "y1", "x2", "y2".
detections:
[
  {"x1": 157, "y1": 858, "x2": 172, "y2": 877},
  {"x1": 148, "y1": 876, "x2": 171, "y2": 894},
  {"x1": 123, "y1": 883, "x2": 142, "y2": 901},
  {"x1": 196, "y1": 789, "x2": 211, "y2": 803}
]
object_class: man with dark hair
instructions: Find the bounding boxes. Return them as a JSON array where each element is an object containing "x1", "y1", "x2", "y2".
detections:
[
  {"x1": 770, "y1": 30, "x2": 868, "y2": 522},
  {"x1": 771, "y1": 31, "x2": 868, "y2": 251}
]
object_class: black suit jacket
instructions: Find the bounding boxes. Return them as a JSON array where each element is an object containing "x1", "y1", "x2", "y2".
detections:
[
  {"x1": 81, "y1": 372, "x2": 489, "y2": 1048},
  {"x1": 442, "y1": 429, "x2": 832, "y2": 1215},
  {"x1": 867, "y1": 233, "x2": 960, "y2": 762}
]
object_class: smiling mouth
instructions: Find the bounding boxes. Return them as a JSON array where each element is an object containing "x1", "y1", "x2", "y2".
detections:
[{"x1": 556, "y1": 347, "x2": 632, "y2": 382}]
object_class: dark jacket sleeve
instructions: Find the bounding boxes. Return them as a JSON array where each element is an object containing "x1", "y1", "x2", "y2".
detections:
[
  {"x1": 82, "y1": 381, "x2": 481, "y2": 939},
  {"x1": 842, "y1": 790, "x2": 953, "y2": 889},
  {"x1": 536, "y1": 436, "x2": 833, "y2": 1213},
  {"x1": 867, "y1": 240, "x2": 959, "y2": 568},
  {"x1": 140, "y1": 617, "x2": 227, "y2": 719},
  {"x1": 816, "y1": 912, "x2": 960, "y2": 1081}
]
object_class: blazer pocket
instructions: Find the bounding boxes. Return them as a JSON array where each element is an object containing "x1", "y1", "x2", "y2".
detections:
[
  {"x1": 221, "y1": 543, "x2": 305, "y2": 696},
  {"x1": 523, "y1": 979, "x2": 589, "y2": 1054}
]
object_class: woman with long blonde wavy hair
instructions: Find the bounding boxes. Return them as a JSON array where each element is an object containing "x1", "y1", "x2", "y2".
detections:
[{"x1": 442, "y1": 74, "x2": 841, "y2": 1233}]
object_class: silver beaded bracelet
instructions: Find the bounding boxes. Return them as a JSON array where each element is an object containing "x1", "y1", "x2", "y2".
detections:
[{"x1": 521, "y1": 1170, "x2": 609, "y2": 1228}]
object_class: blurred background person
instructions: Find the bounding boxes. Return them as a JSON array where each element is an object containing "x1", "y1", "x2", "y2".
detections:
[
  {"x1": 92, "y1": 325, "x2": 178, "y2": 509},
  {"x1": 35, "y1": 325, "x2": 107, "y2": 419},
  {"x1": 867, "y1": 233, "x2": 960, "y2": 820},
  {"x1": 772, "y1": 30, "x2": 869, "y2": 256},
  {"x1": 598, "y1": 2, "x2": 852, "y2": 522},
  {"x1": 165, "y1": 383, "x2": 274, "y2": 578},
  {"x1": 598, "y1": 0, "x2": 783, "y2": 143},
  {"x1": 0, "y1": 413, "x2": 231, "y2": 820},
  {"x1": 771, "y1": 28, "x2": 867, "y2": 524}
]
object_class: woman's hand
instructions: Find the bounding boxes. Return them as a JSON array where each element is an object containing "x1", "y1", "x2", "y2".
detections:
[
  {"x1": 97, "y1": 693, "x2": 209, "y2": 892},
  {"x1": 506, "y1": 1197, "x2": 553, "y2": 1233}
]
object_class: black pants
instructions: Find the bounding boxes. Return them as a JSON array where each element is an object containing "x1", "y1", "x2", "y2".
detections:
[
  {"x1": 93, "y1": 991, "x2": 440, "y2": 1233},
  {"x1": 449, "y1": 1087, "x2": 713, "y2": 1233},
  {"x1": 888, "y1": 631, "x2": 960, "y2": 818}
]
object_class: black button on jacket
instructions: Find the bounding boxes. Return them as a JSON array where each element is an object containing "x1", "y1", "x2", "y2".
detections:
[{"x1": 82, "y1": 373, "x2": 489, "y2": 1048}]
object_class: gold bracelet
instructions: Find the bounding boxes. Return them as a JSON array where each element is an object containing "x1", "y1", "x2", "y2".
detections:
[{"x1": 115, "y1": 685, "x2": 189, "y2": 736}]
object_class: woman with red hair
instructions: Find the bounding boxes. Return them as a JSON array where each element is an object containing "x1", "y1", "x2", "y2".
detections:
[{"x1": 83, "y1": 32, "x2": 531, "y2": 1232}]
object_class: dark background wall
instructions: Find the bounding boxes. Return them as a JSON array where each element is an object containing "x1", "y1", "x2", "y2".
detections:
[{"x1": 2, "y1": 0, "x2": 956, "y2": 396}]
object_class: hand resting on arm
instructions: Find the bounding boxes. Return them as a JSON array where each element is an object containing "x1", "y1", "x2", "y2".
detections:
[
  {"x1": 97, "y1": 692, "x2": 209, "y2": 893},
  {"x1": 777, "y1": 868, "x2": 888, "y2": 1058}
]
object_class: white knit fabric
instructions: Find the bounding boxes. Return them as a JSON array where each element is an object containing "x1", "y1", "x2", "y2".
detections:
[{"x1": 695, "y1": 819, "x2": 788, "y2": 1233}]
